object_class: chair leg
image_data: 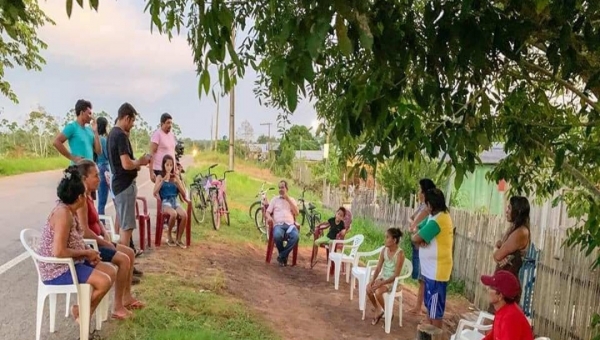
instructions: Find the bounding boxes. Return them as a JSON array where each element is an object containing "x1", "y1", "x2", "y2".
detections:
[
  {"x1": 146, "y1": 218, "x2": 152, "y2": 249},
  {"x1": 384, "y1": 295, "x2": 393, "y2": 334},
  {"x1": 334, "y1": 260, "x2": 342, "y2": 290},
  {"x1": 78, "y1": 285, "x2": 92, "y2": 340},
  {"x1": 49, "y1": 293, "x2": 57, "y2": 333},
  {"x1": 398, "y1": 294, "x2": 403, "y2": 327},
  {"x1": 65, "y1": 292, "x2": 71, "y2": 317},
  {"x1": 265, "y1": 238, "x2": 273, "y2": 263},
  {"x1": 345, "y1": 262, "x2": 351, "y2": 283},
  {"x1": 36, "y1": 293, "x2": 46, "y2": 340},
  {"x1": 138, "y1": 218, "x2": 146, "y2": 251},
  {"x1": 326, "y1": 259, "x2": 332, "y2": 282},
  {"x1": 350, "y1": 275, "x2": 355, "y2": 301},
  {"x1": 292, "y1": 243, "x2": 298, "y2": 266}
]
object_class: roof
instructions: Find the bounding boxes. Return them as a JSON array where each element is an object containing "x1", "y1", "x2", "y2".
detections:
[
  {"x1": 247, "y1": 143, "x2": 280, "y2": 152},
  {"x1": 294, "y1": 150, "x2": 324, "y2": 162},
  {"x1": 479, "y1": 144, "x2": 507, "y2": 164}
]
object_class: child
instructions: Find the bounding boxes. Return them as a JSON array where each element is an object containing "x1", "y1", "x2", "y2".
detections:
[
  {"x1": 366, "y1": 227, "x2": 406, "y2": 326},
  {"x1": 314, "y1": 207, "x2": 347, "y2": 246},
  {"x1": 153, "y1": 155, "x2": 188, "y2": 248}
]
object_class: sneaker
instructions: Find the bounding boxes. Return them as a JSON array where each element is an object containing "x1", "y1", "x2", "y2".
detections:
[
  {"x1": 132, "y1": 276, "x2": 141, "y2": 285},
  {"x1": 133, "y1": 267, "x2": 144, "y2": 277}
]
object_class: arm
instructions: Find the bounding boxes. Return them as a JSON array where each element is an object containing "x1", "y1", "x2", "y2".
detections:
[
  {"x1": 286, "y1": 197, "x2": 299, "y2": 216},
  {"x1": 369, "y1": 249, "x2": 386, "y2": 283},
  {"x1": 174, "y1": 176, "x2": 187, "y2": 197},
  {"x1": 77, "y1": 200, "x2": 113, "y2": 249},
  {"x1": 117, "y1": 133, "x2": 146, "y2": 170},
  {"x1": 412, "y1": 219, "x2": 440, "y2": 247},
  {"x1": 153, "y1": 175, "x2": 165, "y2": 196},
  {"x1": 482, "y1": 329, "x2": 493, "y2": 340},
  {"x1": 91, "y1": 122, "x2": 101, "y2": 155},
  {"x1": 148, "y1": 131, "x2": 160, "y2": 181},
  {"x1": 409, "y1": 206, "x2": 430, "y2": 232},
  {"x1": 51, "y1": 208, "x2": 94, "y2": 259},
  {"x1": 53, "y1": 124, "x2": 79, "y2": 161},
  {"x1": 379, "y1": 250, "x2": 406, "y2": 286},
  {"x1": 493, "y1": 228, "x2": 529, "y2": 262},
  {"x1": 265, "y1": 197, "x2": 275, "y2": 222}
]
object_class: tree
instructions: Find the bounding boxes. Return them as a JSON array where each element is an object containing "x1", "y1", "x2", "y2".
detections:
[
  {"x1": 0, "y1": 0, "x2": 54, "y2": 103},
  {"x1": 256, "y1": 134, "x2": 278, "y2": 144},
  {"x1": 280, "y1": 125, "x2": 320, "y2": 151},
  {"x1": 236, "y1": 120, "x2": 254, "y2": 144}
]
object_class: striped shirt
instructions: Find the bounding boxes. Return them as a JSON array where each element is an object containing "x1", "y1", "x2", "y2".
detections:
[{"x1": 418, "y1": 212, "x2": 454, "y2": 281}]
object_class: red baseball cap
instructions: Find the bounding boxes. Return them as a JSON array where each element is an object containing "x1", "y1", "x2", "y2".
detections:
[{"x1": 480, "y1": 270, "x2": 521, "y2": 299}]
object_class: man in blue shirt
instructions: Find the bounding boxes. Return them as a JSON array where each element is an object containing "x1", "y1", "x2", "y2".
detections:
[{"x1": 53, "y1": 99, "x2": 101, "y2": 163}]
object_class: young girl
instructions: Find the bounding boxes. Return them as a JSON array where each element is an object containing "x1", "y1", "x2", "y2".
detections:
[
  {"x1": 153, "y1": 155, "x2": 188, "y2": 248},
  {"x1": 366, "y1": 227, "x2": 406, "y2": 325},
  {"x1": 314, "y1": 207, "x2": 347, "y2": 246}
]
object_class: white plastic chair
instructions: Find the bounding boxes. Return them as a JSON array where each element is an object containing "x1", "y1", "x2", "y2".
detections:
[
  {"x1": 327, "y1": 234, "x2": 365, "y2": 290},
  {"x1": 20, "y1": 229, "x2": 105, "y2": 340},
  {"x1": 98, "y1": 214, "x2": 119, "y2": 243},
  {"x1": 363, "y1": 258, "x2": 412, "y2": 333},
  {"x1": 451, "y1": 311, "x2": 494, "y2": 340},
  {"x1": 350, "y1": 246, "x2": 385, "y2": 317},
  {"x1": 65, "y1": 239, "x2": 110, "y2": 322}
]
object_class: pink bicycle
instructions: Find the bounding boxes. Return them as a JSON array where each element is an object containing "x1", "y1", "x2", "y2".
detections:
[{"x1": 205, "y1": 168, "x2": 233, "y2": 230}]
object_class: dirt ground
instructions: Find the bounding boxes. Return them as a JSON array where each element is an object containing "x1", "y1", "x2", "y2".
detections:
[{"x1": 140, "y1": 241, "x2": 473, "y2": 340}]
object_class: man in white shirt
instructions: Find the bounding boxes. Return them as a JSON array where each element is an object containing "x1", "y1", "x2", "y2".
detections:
[{"x1": 266, "y1": 180, "x2": 299, "y2": 266}]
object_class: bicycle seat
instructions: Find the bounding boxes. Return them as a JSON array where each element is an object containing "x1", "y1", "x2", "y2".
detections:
[{"x1": 308, "y1": 202, "x2": 316, "y2": 211}]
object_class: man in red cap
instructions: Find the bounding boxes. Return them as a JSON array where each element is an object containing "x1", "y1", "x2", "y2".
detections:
[{"x1": 480, "y1": 270, "x2": 533, "y2": 340}]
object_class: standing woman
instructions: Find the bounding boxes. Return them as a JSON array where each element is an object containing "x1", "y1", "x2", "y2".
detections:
[
  {"x1": 488, "y1": 196, "x2": 531, "y2": 313},
  {"x1": 95, "y1": 116, "x2": 110, "y2": 215}
]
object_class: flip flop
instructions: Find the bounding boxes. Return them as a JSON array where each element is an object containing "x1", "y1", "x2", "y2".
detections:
[
  {"x1": 176, "y1": 240, "x2": 187, "y2": 249},
  {"x1": 166, "y1": 240, "x2": 176, "y2": 247},
  {"x1": 371, "y1": 312, "x2": 384, "y2": 326},
  {"x1": 125, "y1": 300, "x2": 146, "y2": 310},
  {"x1": 111, "y1": 312, "x2": 131, "y2": 320}
]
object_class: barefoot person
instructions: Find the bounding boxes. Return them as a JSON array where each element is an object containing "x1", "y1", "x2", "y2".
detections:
[
  {"x1": 481, "y1": 270, "x2": 534, "y2": 340},
  {"x1": 366, "y1": 228, "x2": 406, "y2": 325},
  {"x1": 37, "y1": 166, "x2": 115, "y2": 324},
  {"x1": 408, "y1": 179, "x2": 436, "y2": 314},
  {"x1": 153, "y1": 155, "x2": 188, "y2": 248},
  {"x1": 411, "y1": 188, "x2": 454, "y2": 328},
  {"x1": 77, "y1": 160, "x2": 145, "y2": 319},
  {"x1": 266, "y1": 180, "x2": 299, "y2": 266}
]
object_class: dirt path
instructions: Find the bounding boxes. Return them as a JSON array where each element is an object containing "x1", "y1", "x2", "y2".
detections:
[{"x1": 141, "y1": 241, "x2": 471, "y2": 340}]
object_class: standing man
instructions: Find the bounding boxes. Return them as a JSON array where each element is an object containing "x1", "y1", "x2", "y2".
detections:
[
  {"x1": 411, "y1": 188, "x2": 454, "y2": 328},
  {"x1": 149, "y1": 113, "x2": 176, "y2": 183},
  {"x1": 266, "y1": 180, "x2": 300, "y2": 266},
  {"x1": 107, "y1": 103, "x2": 151, "y2": 254},
  {"x1": 53, "y1": 99, "x2": 101, "y2": 163}
]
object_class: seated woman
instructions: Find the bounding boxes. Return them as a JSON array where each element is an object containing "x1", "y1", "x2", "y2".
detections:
[
  {"x1": 77, "y1": 160, "x2": 145, "y2": 319},
  {"x1": 153, "y1": 154, "x2": 188, "y2": 248},
  {"x1": 314, "y1": 207, "x2": 347, "y2": 247},
  {"x1": 366, "y1": 228, "x2": 406, "y2": 326},
  {"x1": 37, "y1": 166, "x2": 115, "y2": 324}
]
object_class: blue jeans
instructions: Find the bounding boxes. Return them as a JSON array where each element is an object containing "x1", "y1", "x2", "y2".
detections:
[
  {"x1": 97, "y1": 163, "x2": 109, "y2": 215},
  {"x1": 273, "y1": 223, "x2": 299, "y2": 262}
]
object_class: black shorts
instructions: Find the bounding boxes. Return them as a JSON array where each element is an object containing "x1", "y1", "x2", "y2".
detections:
[
  {"x1": 153, "y1": 170, "x2": 162, "y2": 176},
  {"x1": 99, "y1": 246, "x2": 117, "y2": 262}
]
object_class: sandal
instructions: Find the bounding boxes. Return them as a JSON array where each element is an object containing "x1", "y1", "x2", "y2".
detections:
[
  {"x1": 371, "y1": 311, "x2": 384, "y2": 326},
  {"x1": 166, "y1": 240, "x2": 176, "y2": 247},
  {"x1": 111, "y1": 312, "x2": 131, "y2": 320},
  {"x1": 134, "y1": 248, "x2": 144, "y2": 257},
  {"x1": 176, "y1": 240, "x2": 187, "y2": 249},
  {"x1": 125, "y1": 300, "x2": 146, "y2": 310}
]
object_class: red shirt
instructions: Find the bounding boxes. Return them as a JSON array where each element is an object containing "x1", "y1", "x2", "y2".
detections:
[
  {"x1": 86, "y1": 196, "x2": 103, "y2": 237},
  {"x1": 483, "y1": 303, "x2": 533, "y2": 340}
]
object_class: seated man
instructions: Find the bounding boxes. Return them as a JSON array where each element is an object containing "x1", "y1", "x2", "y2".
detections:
[
  {"x1": 266, "y1": 180, "x2": 299, "y2": 266},
  {"x1": 480, "y1": 270, "x2": 533, "y2": 340}
]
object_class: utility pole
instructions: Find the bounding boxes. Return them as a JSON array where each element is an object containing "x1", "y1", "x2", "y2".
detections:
[
  {"x1": 214, "y1": 95, "x2": 219, "y2": 151},
  {"x1": 260, "y1": 122, "x2": 272, "y2": 159},
  {"x1": 228, "y1": 28, "x2": 236, "y2": 171}
]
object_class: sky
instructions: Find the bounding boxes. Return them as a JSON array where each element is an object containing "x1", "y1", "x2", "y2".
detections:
[{"x1": 0, "y1": 1, "x2": 318, "y2": 140}]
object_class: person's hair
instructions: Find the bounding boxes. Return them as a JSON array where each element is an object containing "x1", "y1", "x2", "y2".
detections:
[
  {"x1": 503, "y1": 296, "x2": 517, "y2": 304},
  {"x1": 76, "y1": 159, "x2": 97, "y2": 179},
  {"x1": 386, "y1": 227, "x2": 403, "y2": 244},
  {"x1": 160, "y1": 113, "x2": 172, "y2": 124},
  {"x1": 117, "y1": 102, "x2": 137, "y2": 120},
  {"x1": 279, "y1": 180, "x2": 288, "y2": 190},
  {"x1": 75, "y1": 99, "x2": 92, "y2": 116},
  {"x1": 161, "y1": 154, "x2": 175, "y2": 177},
  {"x1": 419, "y1": 178, "x2": 436, "y2": 193},
  {"x1": 57, "y1": 166, "x2": 85, "y2": 204},
  {"x1": 96, "y1": 116, "x2": 108, "y2": 136},
  {"x1": 336, "y1": 206, "x2": 347, "y2": 217},
  {"x1": 509, "y1": 196, "x2": 530, "y2": 231},
  {"x1": 424, "y1": 188, "x2": 448, "y2": 214}
]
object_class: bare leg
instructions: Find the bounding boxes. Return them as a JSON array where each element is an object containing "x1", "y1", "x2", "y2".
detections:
[
  {"x1": 74, "y1": 263, "x2": 114, "y2": 320},
  {"x1": 116, "y1": 244, "x2": 136, "y2": 304},
  {"x1": 175, "y1": 206, "x2": 187, "y2": 243},
  {"x1": 163, "y1": 207, "x2": 177, "y2": 244},
  {"x1": 119, "y1": 229, "x2": 133, "y2": 250},
  {"x1": 110, "y1": 251, "x2": 133, "y2": 318},
  {"x1": 410, "y1": 280, "x2": 426, "y2": 313},
  {"x1": 366, "y1": 280, "x2": 385, "y2": 325}
]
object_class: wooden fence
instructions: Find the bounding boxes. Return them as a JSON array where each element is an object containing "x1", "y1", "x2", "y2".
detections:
[{"x1": 330, "y1": 192, "x2": 600, "y2": 340}]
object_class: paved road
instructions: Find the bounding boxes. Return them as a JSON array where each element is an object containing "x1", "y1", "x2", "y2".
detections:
[{"x1": 0, "y1": 156, "x2": 192, "y2": 340}]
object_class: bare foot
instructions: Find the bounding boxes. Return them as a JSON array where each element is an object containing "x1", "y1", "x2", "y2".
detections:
[
  {"x1": 111, "y1": 308, "x2": 132, "y2": 320},
  {"x1": 70, "y1": 305, "x2": 79, "y2": 324}
]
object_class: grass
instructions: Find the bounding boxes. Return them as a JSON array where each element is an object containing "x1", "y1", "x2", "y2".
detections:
[{"x1": 0, "y1": 156, "x2": 69, "y2": 176}]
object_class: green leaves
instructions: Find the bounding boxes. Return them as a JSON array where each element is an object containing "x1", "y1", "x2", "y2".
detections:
[{"x1": 335, "y1": 14, "x2": 352, "y2": 56}]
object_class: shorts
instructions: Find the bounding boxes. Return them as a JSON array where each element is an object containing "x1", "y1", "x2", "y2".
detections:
[
  {"x1": 99, "y1": 246, "x2": 117, "y2": 262},
  {"x1": 162, "y1": 196, "x2": 180, "y2": 210},
  {"x1": 43, "y1": 261, "x2": 95, "y2": 285},
  {"x1": 411, "y1": 244, "x2": 421, "y2": 280},
  {"x1": 424, "y1": 277, "x2": 448, "y2": 320},
  {"x1": 314, "y1": 235, "x2": 332, "y2": 246},
  {"x1": 153, "y1": 170, "x2": 162, "y2": 177},
  {"x1": 114, "y1": 182, "x2": 137, "y2": 231}
]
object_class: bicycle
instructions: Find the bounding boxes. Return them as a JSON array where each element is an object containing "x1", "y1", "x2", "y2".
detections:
[
  {"x1": 297, "y1": 187, "x2": 321, "y2": 236},
  {"x1": 188, "y1": 163, "x2": 217, "y2": 224},
  {"x1": 248, "y1": 182, "x2": 275, "y2": 236},
  {"x1": 207, "y1": 168, "x2": 233, "y2": 230}
]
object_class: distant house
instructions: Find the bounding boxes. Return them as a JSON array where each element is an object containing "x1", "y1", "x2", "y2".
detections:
[
  {"x1": 294, "y1": 150, "x2": 324, "y2": 162},
  {"x1": 248, "y1": 143, "x2": 279, "y2": 160}
]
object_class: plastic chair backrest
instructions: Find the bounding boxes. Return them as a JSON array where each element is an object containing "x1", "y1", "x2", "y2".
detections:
[
  {"x1": 348, "y1": 234, "x2": 365, "y2": 258},
  {"x1": 399, "y1": 258, "x2": 412, "y2": 280}
]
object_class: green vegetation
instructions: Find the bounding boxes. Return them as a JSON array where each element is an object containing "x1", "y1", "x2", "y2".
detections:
[{"x1": 0, "y1": 156, "x2": 68, "y2": 176}]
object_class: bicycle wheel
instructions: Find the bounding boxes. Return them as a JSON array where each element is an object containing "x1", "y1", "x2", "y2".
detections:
[
  {"x1": 254, "y1": 207, "x2": 267, "y2": 235},
  {"x1": 210, "y1": 191, "x2": 221, "y2": 230},
  {"x1": 310, "y1": 214, "x2": 321, "y2": 234},
  {"x1": 300, "y1": 211, "x2": 306, "y2": 226},
  {"x1": 223, "y1": 194, "x2": 230, "y2": 226},
  {"x1": 249, "y1": 201, "x2": 261, "y2": 219},
  {"x1": 310, "y1": 244, "x2": 319, "y2": 269},
  {"x1": 190, "y1": 186, "x2": 206, "y2": 224}
]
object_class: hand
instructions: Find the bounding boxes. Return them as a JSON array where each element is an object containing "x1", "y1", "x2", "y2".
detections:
[
  {"x1": 85, "y1": 249, "x2": 101, "y2": 266},
  {"x1": 164, "y1": 172, "x2": 171, "y2": 181},
  {"x1": 90, "y1": 119, "x2": 97, "y2": 133},
  {"x1": 138, "y1": 155, "x2": 150, "y2": 166},
  {"x1": 495, "y1": 240, "x2": 502, "y2": 248},
  {"x1": 150, "y1": 172, "x2": 156, "y2": 182},
  {"x1": 70, "y1": 155, "x2": 83, "y2": 163}
]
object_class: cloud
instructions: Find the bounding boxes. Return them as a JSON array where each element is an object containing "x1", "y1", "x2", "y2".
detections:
[{"x1": 38, "y1": 1, "x2": 195, "y2": 99}]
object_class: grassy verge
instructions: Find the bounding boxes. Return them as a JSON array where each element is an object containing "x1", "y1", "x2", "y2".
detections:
[{"x1": 0, "y1": 156, "x2": 69, "y2": 176}]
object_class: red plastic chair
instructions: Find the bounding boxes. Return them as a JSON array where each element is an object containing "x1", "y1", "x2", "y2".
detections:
[
  {"x1": 154, "y1": 193, "x2": 192, "y2": 248},
  {"x1": 265, "y1": 220, "x2": 300, "y2": 266},
  {"x1": 310, "y1": 209, "x2": 353, "y2": 272},
  {"x1": 134, "y1": 197, "x2": 152, "y2": 251}
]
